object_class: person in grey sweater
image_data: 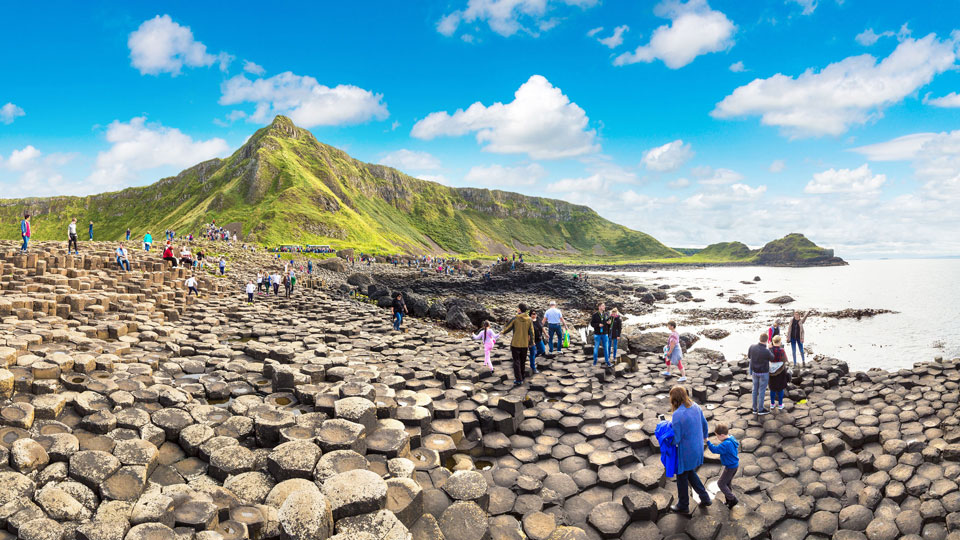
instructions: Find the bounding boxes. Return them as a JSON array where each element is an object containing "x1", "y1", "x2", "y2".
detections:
[{"x1": 748, "y1": 333, "x2": 774, "y2": 415}]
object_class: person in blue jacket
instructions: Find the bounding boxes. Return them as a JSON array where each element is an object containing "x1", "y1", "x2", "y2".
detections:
[
  {"x1": 669, "y1": 385, "x2": 711, "y2": 515},
  {"x1": 707, "y1": 422, "x2": 740, "y2": 508}
]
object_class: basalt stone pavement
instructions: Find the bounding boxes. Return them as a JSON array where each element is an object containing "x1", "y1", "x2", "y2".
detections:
[{"x1": 0, "y1": 241, "x2": 958, "y2": 540}]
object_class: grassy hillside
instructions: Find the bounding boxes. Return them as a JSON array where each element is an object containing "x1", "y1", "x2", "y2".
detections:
[
  {"x1": 660, "y1": 234, "x2": 844, "y2": 266},
  {"x1": 0, "y1": 116, "x2": 679, "y2": 260}
]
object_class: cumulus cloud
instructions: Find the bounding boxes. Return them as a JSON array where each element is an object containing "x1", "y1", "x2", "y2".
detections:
[
  {"x1": 712, "y1": 33, "x2": 958, "y2": 137},
  {"x1": 438, "y1": 0, "x2": 598, "y2": 38},
  {"x1": 614, "y1": 0, "x2": 736, "y2": 69},
  {"x1": 805, "y1": 164, "x2": 886, "y2": 194},
  {"x1": 595, "y1": 25, "x2": 629, "y2": 48},
  {"x1": 787, "y1": 0, "x2": 817, "y2": 15},
  {"x1": 0, "y1": 146, "x2": 76, "y2": 196},
  {"x1": 769, "y1": 159, "x2": 786, "y2": 173},
  {"x1": 465, "y1": 163, "x2": 547, "y2": 187},
  {"x1": 729, "y1": 61, "x2": 745, "y2": 72},
  {"x1": 925, "y1": 92, "x2": 960, "y2": 108},
  {"x1": 411, "y1": 75, "x2": 598, "y2": 160},
  {"x1": 379, "y1": 149, "x2": 442, "y2": 171},
  {"x1": 128, "y1": 15, "x2": 230, "y2": 75},
  {"x1": 243, "y1": 61, "x2": 265, "y2": 75},
  {"x1": 855, "y1": 28, "x2": 894, "y2": 46},
  {"x1": 220, "y1": 72, "x2": 389, "y2": 127},
  {"x1": 641, "y1": 139, "x2": 693, "y2": 171},
  {"x1": 87, "y1": 117, "x2": 229, "y2": 189},
  {"x1": 693, "y1": 166, "x2": 744, "y2": 185},
  {"x1": 0, "y1": 103, "x2": 25, "y2": 125},
  {"x1": 4, "y1": 146, "x2": 42, "y2": 170}
]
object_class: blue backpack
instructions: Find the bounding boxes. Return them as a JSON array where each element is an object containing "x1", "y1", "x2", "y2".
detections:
[{"x1": 655, "y1": 420, "x2": 678, "y2": 478}]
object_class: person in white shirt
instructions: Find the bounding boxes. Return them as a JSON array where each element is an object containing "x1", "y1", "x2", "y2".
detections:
[
  {"x1": 67, "y1": 218, "x2": 79, "y2": 255},
  {"x1": 542, "y1": 301, "x2": 568, "y2": 353},
  {"x1": 185, "y1": 276, "x2": 199, "y2": 296},
  {"x1": 272, "y1": 272, "x2": 281, "y2": 295},
  {"x1": 246, "y1": 281, "x2": 255, "y2": 303},
  {"x1": 115, "y1": 243, "x2": 130, "y2": 271},
  {"x1": 256, "y1": 272, "x2": 264, "y2": 293},
  {"x1": 180, "y1": 247, "x2": 193, "y2": 267}
]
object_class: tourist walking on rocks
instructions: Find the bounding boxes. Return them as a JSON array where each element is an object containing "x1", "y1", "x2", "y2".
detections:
[
  {"x1": 88, "y1": 221, "x2": 94, "y2": 241},
  {"x1": 706, "y1": 422, "x2": 739, "y2": 508},
  {"x1": 246, "y1": 281, "x2": 255, "y2": 303},
  {"x1": 590, "y1": 302, "x2": 611, "y2": 367},
  {"x1": 769, "y1": 335, "x2": 789, "y2": 410},
  {"x1": 748, "y1": 333, "x2": 774, "y2": 415},
  {"x1": 115, "y1": 243, "x2": 131, "y2": 271},
  {"x1": 196, "y1": 250, "x2": 204, "y2": 269},
  {"x1": 19, "y1": 214, "x2": 30, "y2": 253},
  {"x1": 272, "y1": 272, "x2": 281, "y2": 295},
  {"x1": 391, "y1": 293, "x2": 407, "y2": 331},
  {"x1": 162, "y1": 244, "x2": 178, "y2": 267},
  {"x1": 185, "y1": 275, "x2": 198, "y2": 296},
  {"x1": 669, "y1": 386, "x2": 711, "y2": 515},
  {"x1": 307, "y1": 259, "x2": 313, "y2": 274},
  {"x1": 610, "y1": 308, "x2": 623, "y2": 362},
  {"x1": 786, "y1": 310, "x2": 810, "y2": 368},
  {"x1": 143, "y1": 231, "x2": 152, "y2": 251},
  {"x1": 528, "y1": 309, "x2": 544, "y2": 374},
  {"x1": 256, "y1": 272, "x2": 264, "y2": 293},
  {"x1": 501, "y1": 303, "x2": 535, "y2": 385},
  {"x1": 542, "y1": 301, "x2": 567, "y2": 353},
  {"x1": 283, "y1": 273, "x2": 291, "y2": 297},
  {"x1": 67, "y1": 218, "x2": 79, "y2": 255},
  {"x1": 218, "y1": 257, "x2": 226, "y2": 275},
  {"x1": 472, "y1": 321, "x2": 498, "y2": 372},
  {"x1": 126, "y1": 228, "x2": 131, "y2": 241},
  {"x1": 663, "y1": 321, "x2": 687, "y2": 382}
]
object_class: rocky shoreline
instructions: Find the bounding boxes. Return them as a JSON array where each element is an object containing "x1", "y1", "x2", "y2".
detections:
[{"x1": 0, "y1": 241, "x2": 957, "y2": 540}]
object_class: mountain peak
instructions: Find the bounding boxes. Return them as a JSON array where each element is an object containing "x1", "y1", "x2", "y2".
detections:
[{"x1": 266, "y1": 115, "x2": 300, "y2": 138}]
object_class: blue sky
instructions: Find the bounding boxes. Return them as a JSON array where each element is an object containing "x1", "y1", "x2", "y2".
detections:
[{"x1": 3, "y1": 0, "x2": 960, "y2": 257}]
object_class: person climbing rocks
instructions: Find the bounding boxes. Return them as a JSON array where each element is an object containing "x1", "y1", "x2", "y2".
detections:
[
  {"x1": 501, "y1": 303, "x2": 535, "y2": 385},
  {"x1": 115, "y1": 243, "x2": 130, "y2": 271},
  {"x1": 19, "y1": 214, "x2": 30, "y2": 253},
  {"x1": 88, "y1": 221, "x2": 94, "y2": 241},
  {"x1": 542, "y1": 300, "x2": 567, "y2": 353},
  {"x1": 185, "y1": 275, "x2": 199, "y2": 296},
  {"x1": 610, "y1": 308, "x2": 623, "y2": 363},
  {"x1": 67, "y1": 218, "x2": 79, "y2": 255},
  {"x1": 246, "y1": 280, "x2": 255, "y2": 303},
  {"x1": 787, "y1": 310, "x2": 810, "y2": 368},
  {"x1": 706, "y1": 422, "x2": 739, "y2": 508},
  {"x1": 162, "y1": 244, "x2": 178, "y2": 267},
  {"x1": 590, "y1": 302, "x2": 611, "y2": 367},
  {"x1": 748, "y1": 333, "x2": 774, "y2": 415},
  {"x1": 769, "y1": 335, "x2": 789, "y2": 410},
  {"x1": 669, "y1": 386, "x2": 711, "y2": 515},
  {"x1": 472, "y1": 320, "x2": 498, "y2": 373},
  {"x1": 528, "y1": 309, "x2": 545, "y2": 375},
  {"x1": 391, "y1": 293, "x2": 407, "y2": 331},
  {"x1": 663, "y1": 321, "x2": 687, "y2": 381}
]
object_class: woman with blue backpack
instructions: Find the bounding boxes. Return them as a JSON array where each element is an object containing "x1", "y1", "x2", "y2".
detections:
[{"x1": 668, "y1": 386, "x2": 711, "y2": 515}]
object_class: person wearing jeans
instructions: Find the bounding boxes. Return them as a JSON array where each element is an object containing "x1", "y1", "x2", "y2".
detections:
[
  {"x1": 769, "y1": 335, "x2": 789, "y2": 410},
  {"x1": 501, "y1": 303, "x2": 535, "y2": 385},
  {"x1": 392, "y1": 294, "x2": 407, "y2": 331},
  {"x1": 590, "y1": 302, "x2": 611, "y2": 367},
  {"x1": 609, "y1": 308, "x2": 622, "y2": 362},
  {"x1": 542, "y1": 301, "x2": 566, "y2": 353},
  {"x1": 786, "y1": 310, "x2": 810, "y2": 367},
  {"x1": 19, "y1": 214, "x2": 30, "y2": 253},
  {"x1": 115, "y1": 244, "x2": 130, "y2": 271},
  {"x1": 528, "y1": 310, "x2": 545, "y2": 374},
  {"x1": 669, "y1": 386, "x2": 711, "y2": 515},
  {"x1": 748, "y1": 333, "x2": 773, "y2": 415}
]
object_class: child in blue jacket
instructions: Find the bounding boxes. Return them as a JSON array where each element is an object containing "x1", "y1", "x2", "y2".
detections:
[{"x1": 707, "y1": 422, "x2": 739, "y2": 508}]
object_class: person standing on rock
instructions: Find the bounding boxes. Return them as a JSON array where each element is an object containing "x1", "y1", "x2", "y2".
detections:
[
  {"x1": 289, "y1": 270, "x2": 296, "y2": 295},
  {"x1": 272, "y1": 271, "x2": 281, "y2": 295},
  {"x1": 126, "y1": 228, "x2": 131, "y2": 241},
  {"x1": 767, "y1": 320, "x2": 781, "y2": 346},
  {"x1": 218, "y1": 257, "x2": 226, "y2": 275},
  {"x1": 307, "y1": 259, "x2": 313, "y2": 274},
  {"x1": 706, "y1": 423, "x2": 739, "y2": 508},
  {"x1": 391, "y1": 293, "x2": 407, "y2": 331},
  {"x1": 591, "y1": 302, "x2": 611, "y2": 367},
  {"x1": 88, "y1": 221, "x2": 94, "y2": 241},
  {"x1": 610, "y1": 308, "x2": 623, "y2": 363},
  {"x1": 769, "y1": 335, "x2": 789, "y2": 410},
  {"x1": 501, "y1": 303, "x2": 535, "y2": 385},
  {"x1": 528, "y1": 309, "x2": 545, "y2": 374},
  {"x1": 246, "y1": 280, "x2": 255, "y2": 303},
  {"x1": 67, "y1": 218, "x2": 79, "y2": 255},
  {"x1": 19, "y1": 214, "x2": 30, "y2": 253},
  {"x1": 542, "y1": 301, "x2": 567, "y2": 353},
  {"x1": 185, "y1": 275, "x2": 198, "y2": 296},
  {"x1": 472, "y1": 321, "x2": 498, "y2": 372},
  {"x1": 786, "y1": 310, "x2": 810, "y2": 368},
  {"x1": 282, "y1": 272, "x2": 292, "y2": 297},
  {"x1": 669, "y1": 386, "x2": 711, "y2": 515},
  {"x1": 748, "y1": 333, "x2": 774, "y2": 415},
  {"x1": 663, "y1": 321, "x2": 687, "y2": 382},
  {"x1": 115, "y1": 243, "x2": 131, "y2": 271},
  {"x1": 143, "y1": 231, "x2": 152, "y2": 251},
  {"x1": 256, "y1": 271, "x2": 264, "y2": 293}
]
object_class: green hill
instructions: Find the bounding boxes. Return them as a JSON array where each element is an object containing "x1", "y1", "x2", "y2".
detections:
[
  {"x1": 672, "y1": 234, "x2": 845, "y2": 266},
  {"x1": 0, "y1": 116, "x2": 678, "y2": 260}
]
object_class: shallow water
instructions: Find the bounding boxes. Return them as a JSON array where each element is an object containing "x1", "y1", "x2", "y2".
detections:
[{"x1": 596, "y1": 259, "x2": 960, "y2": 372}]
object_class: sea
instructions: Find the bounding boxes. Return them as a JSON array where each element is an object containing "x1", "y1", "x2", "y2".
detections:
[{"x1": 594, "y1": 259, "x2": 960, "y2": 373}]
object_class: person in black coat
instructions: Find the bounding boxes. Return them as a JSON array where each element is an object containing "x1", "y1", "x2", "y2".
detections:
[{"x1": 609, "y1": 308, "x2": 623, "y2": 362}]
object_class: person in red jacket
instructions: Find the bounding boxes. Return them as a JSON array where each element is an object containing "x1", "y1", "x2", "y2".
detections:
[{"x1": 162, "y1": 243, "x2": 178, "y2": 267}]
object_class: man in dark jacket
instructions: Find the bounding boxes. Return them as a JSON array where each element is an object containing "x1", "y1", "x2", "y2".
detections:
[
  {"x1": 392, "y1": 293, "x2": 408, "y2": 331},
  {"x1": 501, "y1": 303, "x2": 535, "y2": 385},
  {"x1": 748, "y1": 334, "x2": 774, "y2": 415},
  {"x1": 528, "y1": 309, "x2": 545, "y2": 375},
  {"x1": 590, "y1": 302, "x2": 611, "y2": 367}
]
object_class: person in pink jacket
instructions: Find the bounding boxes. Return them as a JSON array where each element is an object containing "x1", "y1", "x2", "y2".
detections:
[{"x1": 473, "y1": 320, "x2": 499, "y2": 373}]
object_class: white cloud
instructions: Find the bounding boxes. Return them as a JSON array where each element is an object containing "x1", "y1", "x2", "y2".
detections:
[
  {"x1": 729, "y1": 61, "x2": 745, "y2": 72},
  {"x1": 416, "y1": 174, "x2": 450, "y2": 185},
  {"x1": 87, "y1": 117, "x2": 229, "y2": 189},
  {"x1": 220, "y1": 72, "x2": 389, "y2": 127},
  {"x1": 805, "y1": 164, "x2": 886, "y2": 194},
  {"x1": 596, "y1": 25, "x2": 629, "y2": 48},
  {"x1": 0, "y1": 146, "x2": 76, "y2": 197},
  {"x1": 641, "y1": 139, "x2": 693, "y2": 171},
  {"x1": 411, "y1": 75, "x2": 598, "y2": 160},
  {"x1": 243, "y1": 61, "x2": 265, "y2": 75},
  {"x1": 769, "y1": 159, "x2": 786, "y2": 173},
  {"x1": 128, "y1": 15, "x2": 230, "y2": 76},
  {"x1": 855, "y1": 28, "x2": 894, "y2": 46},
  {"x1": 587, "y1": 26, "x2": 603, "y2": 37},
  {"x1": 787, "y1": 0, "x2": 817, "y2": 15},
  {"x1": 851, "y1": 133, "x2": 937, "y2": 161},
  {"x1": 465, "y1": 163, "x2": 547, "y2": 187},
  {"x1": 379, "y1": 149, "x2": 442, "y2": 171},
  {"x1": 693, "y1": 165, "x2": 743, "y2": 185},
  {"x1": 438, "y1": 0, "x2": 598, "y2": 38},
  {"x1": 5, "y1": 146, "x2": 41, "y2": 170},
  {"x1": 685, "y1": 183, "x2": 766, "y2": 208},
  {"x1": 614, "y1": 0, "x2": 736, "y2": 69},
  {"x1": 925, "y1": 92, "x2": 960, "y2": 108},
  {"x1": 0, "y1": 103, "x2": 25, "y2": 125},
  {"x1": 712, "y1": 33, "x2": 958, "y2": 137}
]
